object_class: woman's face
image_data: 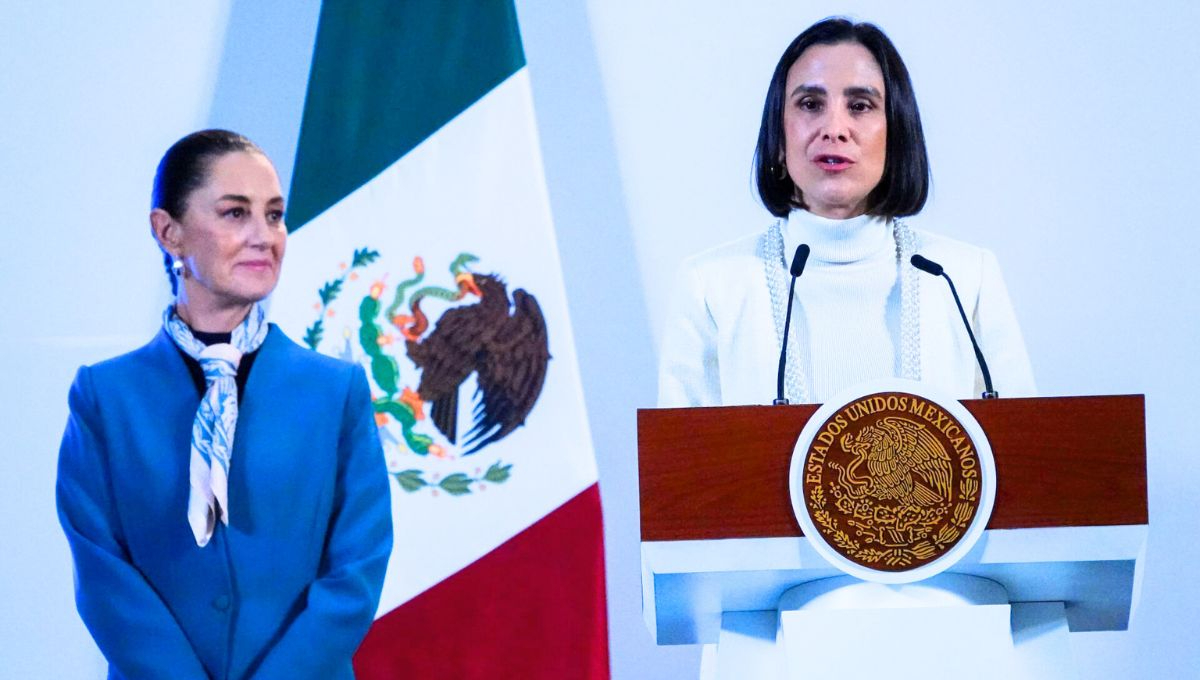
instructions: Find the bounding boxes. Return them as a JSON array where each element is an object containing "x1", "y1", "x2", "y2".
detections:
[
  {"x1": 166, "y1": 151, "x2": 287, "y2": 312},
  {"x1": 782, "y1": 41, "x2": 887, "y2": 219}
]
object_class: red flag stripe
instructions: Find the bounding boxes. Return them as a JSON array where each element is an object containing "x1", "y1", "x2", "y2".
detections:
[{"x1": 355, "y1": 484, "x2": 609, "y2": 679}]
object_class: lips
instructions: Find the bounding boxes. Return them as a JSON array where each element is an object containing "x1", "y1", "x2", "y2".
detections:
[
  {"x1": 813, "y1": 154, "x2": 854, "y2": 171},
  {"x1": 237, "y1": 260, "x2": 274, "y2": 271}
]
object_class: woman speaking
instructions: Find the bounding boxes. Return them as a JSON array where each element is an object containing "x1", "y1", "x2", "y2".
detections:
[
  {"x1": 658, "y1": 18, "x2": 1035, "y2": 407},
  {"x1": 56, "y1": 130, "x2": 392, "y2": 679}
]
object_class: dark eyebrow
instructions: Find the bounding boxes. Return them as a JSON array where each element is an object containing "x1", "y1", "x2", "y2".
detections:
[
  {"x1": 789, "y1": 84, "x2": 883, "y2": 99},
  {"x1": 217, "y1": 194, "x2": 285, "y2": 206},
  {"x1": 790, "y1": 84, "x2": 826, "y2": 98},
  {"x1": 845, "y1": 85, "x2": 883, "y2": 99}
]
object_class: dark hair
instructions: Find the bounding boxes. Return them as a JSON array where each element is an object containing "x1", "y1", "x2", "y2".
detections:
[
  {"x1": 152, "y1": 129, "x2": 263, "y2": 294},
  {"x1": 754, "y1": 18, "x2": 930, "y2": 218}
]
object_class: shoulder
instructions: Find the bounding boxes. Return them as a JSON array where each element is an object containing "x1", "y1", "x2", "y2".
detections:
[
  {"x1": 259, "y1": 324, "x2": 366, "y2": 392},
  {"x1": 675, "y1": 228, "x2": 767, "y2": 296},
  {"x1": 256, "y1": 328, "x2": 376, "y2": 436},
  {"x1": 87, "y1": 332, "x2": 168, "y2": 370},
  {"x1": 682, "y1": 229, "x2": 763, "y2": 272},
  {"x1": 63, "y1": 332, "x2": 180, "y2": 424},
  {"x1": 256, "y1": 325, "x2": 370, "y2": 410},
  {"x1": 262, "y1": 324, "x2": 357, "y2": 375},
  {"x1": 912, "y1": 228, "x2": 991, "y2": 265},
  {"x1": 909, "y1": 226, "x2": 1008, "y2": 281},
  {"x1": 82, "y1": 331, "x2": 178, "y2": 386},
  {"x1": 910, "y1": 226, "x2": 1013, "y2": 301}
]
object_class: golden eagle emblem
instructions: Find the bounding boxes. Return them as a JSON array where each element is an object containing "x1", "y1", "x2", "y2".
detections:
[
  {"x1": 839, "y1": 417, "x2": 952, "y2": 508},
  {"x1": 800, "y1": 392, "x2": 985, "y2": 572}
]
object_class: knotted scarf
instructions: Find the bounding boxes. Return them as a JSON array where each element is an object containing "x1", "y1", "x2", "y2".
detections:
[{"x1": 163, "y1": 303, "x2": 268, "y2": 547}]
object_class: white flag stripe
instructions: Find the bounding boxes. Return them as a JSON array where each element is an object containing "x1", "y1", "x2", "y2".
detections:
[{"x1": 273, "y1": 68, "x2": 598, "y2": 612}]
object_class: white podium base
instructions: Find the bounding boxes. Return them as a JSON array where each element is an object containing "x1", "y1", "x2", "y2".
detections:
[{"x1": 703, "y1": 575, "x2": 1077, "y2": 680}]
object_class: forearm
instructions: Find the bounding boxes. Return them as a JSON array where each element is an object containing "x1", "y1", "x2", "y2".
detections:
[
  {"x1": 58, "y1": 367, "x2": 211, "y2": 679},
  {"x1": 245, "y1": 369, "x2": 392, "y2": 679}
]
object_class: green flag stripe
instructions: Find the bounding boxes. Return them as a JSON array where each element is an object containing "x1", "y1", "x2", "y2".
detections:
[{"x1": 287, "y1": 0, "x2": 526, "y2": 232}]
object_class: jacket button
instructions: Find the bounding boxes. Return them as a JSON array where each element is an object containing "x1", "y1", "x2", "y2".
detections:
[{"x1": 212, "y1": 595, "x2": 230, "y2": 611}]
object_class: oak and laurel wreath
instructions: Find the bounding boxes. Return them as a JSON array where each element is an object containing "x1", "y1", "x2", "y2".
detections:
[
  {"x1": 393, "y1": 461, "x2": 513, "y2": 496},
  {"x1": 304, "y1": 247, "x2": 380, "y2": 350},
  {"x1": 305, "y1": 247, "x2": 515, "y2": 496},
  {"x1": 808, "y1": 473, "x2": 979, "y2": 568}
]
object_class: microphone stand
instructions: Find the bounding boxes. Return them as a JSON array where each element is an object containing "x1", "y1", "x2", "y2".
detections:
[
  {"x1": 910, "y1": 254, "x2": 999, "y2": 399},
  {"x1": 774, "y1": 244, "x2": 810, "y2": 405}
]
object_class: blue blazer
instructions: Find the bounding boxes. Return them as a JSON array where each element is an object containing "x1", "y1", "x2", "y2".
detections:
[{"x1": 57, "y1": 326, "x2": 392, "y2": 680}]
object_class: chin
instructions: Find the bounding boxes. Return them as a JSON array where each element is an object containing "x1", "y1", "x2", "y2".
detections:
[
  {"x1": 221, "y1": 285, "x2": 275, "y2": 307},
  {"x1": 245, "y1": 288, "x2": 276, "y2": 304},
  {"x1": 806, "y1": 194, "x2": 866, "y2": 214},
  {"x1": 231, "y1": 276, "x2": 279, "y2": 301}
]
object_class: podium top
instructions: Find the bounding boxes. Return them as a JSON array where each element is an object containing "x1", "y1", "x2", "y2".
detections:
[{"x1": 638, "y1": 395, "x2": 1147, "y2": 542}]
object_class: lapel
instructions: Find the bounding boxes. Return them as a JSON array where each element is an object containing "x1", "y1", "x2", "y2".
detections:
[
  {"x1": 225, "y1": 325, "x2": 340, "y2": 533},
  {"x1": 233, "y1": 323, "x2": 294, "y2": 464},
  {"x1": 239, "y1": 323, "x2": 287, "y2": 414},
  {"x1": 140, "y1": 329, "x2": 203, "y2": 465},
  {"x1": 111, "y1": 331, "x2": 207, "y2": 554}
]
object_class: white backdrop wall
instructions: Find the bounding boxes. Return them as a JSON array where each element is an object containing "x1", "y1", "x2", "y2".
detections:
[
  {"x1": 0, "y1": 1, "x2": 319, "y2": 677},
  {"x1": 565, "y1": 2, "x2": 1200, "y2": 678},
  {"x1": 0, "y1": 4, "x2": 231, "y2": 677},
  {"x1": 1, "y1": 2, "x2": 1197, "y2": 678}
]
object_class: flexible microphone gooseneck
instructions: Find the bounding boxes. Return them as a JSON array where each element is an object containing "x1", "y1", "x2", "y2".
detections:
[
  {"x1": 774, "y1": 244, "x2": 811, "y2": 405},
  {"x1": 910, "y1": 254, "x2": 998, "y2": 399}
]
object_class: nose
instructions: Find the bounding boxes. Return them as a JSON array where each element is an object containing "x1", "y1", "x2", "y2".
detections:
[
  {"x1": 821, "y1": 107, "x2": 851, "y2": 143},
  {"x1": 246, "y1": 212, "x2": 277, "y2": 249}
]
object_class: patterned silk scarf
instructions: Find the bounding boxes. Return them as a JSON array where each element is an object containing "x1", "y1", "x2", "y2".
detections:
[{"x1": 163, "y1": 303, "x2": 269, "y2": 547}]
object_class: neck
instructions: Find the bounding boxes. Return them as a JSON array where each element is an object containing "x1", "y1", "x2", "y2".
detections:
[
  {"x1": 175, "y1": 291, "x2": 254, "y2": 333},
  {"x1": 783, "y1": 208, "x2": 891, "y2": 264},
  {"x1": 808, "y1": 205, "x2": 865, "y2": 220}
]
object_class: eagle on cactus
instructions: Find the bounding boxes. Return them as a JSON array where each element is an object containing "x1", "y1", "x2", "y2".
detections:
[{"x1": 400, "y1": 264, "x2": 550, "y2": 454}]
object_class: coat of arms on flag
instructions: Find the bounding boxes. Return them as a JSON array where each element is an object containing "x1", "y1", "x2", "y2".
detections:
[{"x1": 300, "y1": 248, "x2": 551, "y2": 496}]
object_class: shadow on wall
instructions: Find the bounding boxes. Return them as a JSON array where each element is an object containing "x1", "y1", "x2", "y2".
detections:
[
  {"x1": 205, "y1": 0, "x2": 322, "y2": 192},
  {"x1": 514, "y1": 1, "x2": 698, "y2": 678}
]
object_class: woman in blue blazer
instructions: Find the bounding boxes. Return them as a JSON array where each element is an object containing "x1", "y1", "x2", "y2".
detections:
[{"x1": 56, "y1": 130, "x2": 392, "y2": 679}]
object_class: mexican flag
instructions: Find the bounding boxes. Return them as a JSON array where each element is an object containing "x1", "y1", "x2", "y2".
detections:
[{"x1": 270, "y1": 2, "x2": 609, "y2": 677}]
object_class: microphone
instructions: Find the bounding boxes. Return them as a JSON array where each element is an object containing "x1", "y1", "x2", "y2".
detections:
[
  {"x1": 910, "y1": 254, "x2": 998, "y2": 399},
  {"x1": 774, "y1": 244, "x2": 811, "y2": 405}
]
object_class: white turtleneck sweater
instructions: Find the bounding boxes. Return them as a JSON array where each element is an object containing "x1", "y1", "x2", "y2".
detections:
[{"x1": 657, "y1": 209, "x2": 1036, "y2": 407}]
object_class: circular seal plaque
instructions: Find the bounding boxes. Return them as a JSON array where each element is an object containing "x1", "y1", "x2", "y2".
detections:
[{"x1": 790, "y1": 379, "x2": 996, "y2": 583}]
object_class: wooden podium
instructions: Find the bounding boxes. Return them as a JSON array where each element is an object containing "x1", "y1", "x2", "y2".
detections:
[{"x1": 637, "y1": 396, "x2": 1147, "y2": 678}]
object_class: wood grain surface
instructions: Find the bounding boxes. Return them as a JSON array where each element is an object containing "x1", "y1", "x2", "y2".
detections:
[{"x1": 637, "y1": 396, "x2": 1147, "y2": 541}]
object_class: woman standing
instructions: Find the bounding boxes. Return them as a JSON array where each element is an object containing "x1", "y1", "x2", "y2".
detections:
[
  {"x1": 658, "y1": 18, "x2": 1035, "y2": 408},
  {"x1": 56, "y1": 130, "x2": 392, "y2": 679}
]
